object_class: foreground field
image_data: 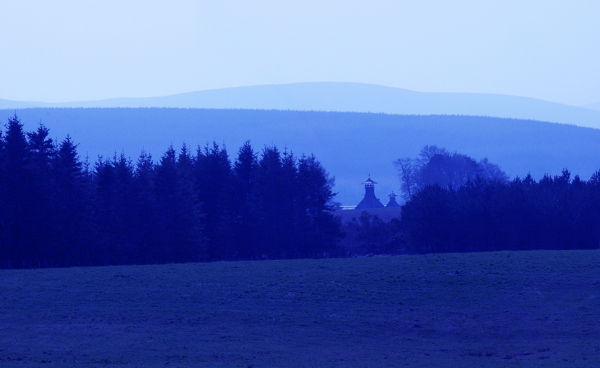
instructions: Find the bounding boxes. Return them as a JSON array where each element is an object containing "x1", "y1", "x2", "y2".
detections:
[{"x1": 1, "y1": 251, "x2": 599, "y2": 367}]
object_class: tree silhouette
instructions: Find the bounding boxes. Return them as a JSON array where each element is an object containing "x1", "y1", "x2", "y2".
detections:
[
  {"x1": 1, "y1": 114, "x2": 32, "y2": 265},
  {"x1": 0, "y1": 116, "x2": 345, "y2": 267}
]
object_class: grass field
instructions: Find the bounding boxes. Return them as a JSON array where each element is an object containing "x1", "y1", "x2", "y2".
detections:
[{"x1": 1, "y1": 250, "x2": 599, "y2": 367}]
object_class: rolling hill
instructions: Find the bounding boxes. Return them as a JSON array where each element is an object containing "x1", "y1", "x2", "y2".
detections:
[
  {"x1": 2, "y1": 82, "x2": 600, "y2": 129},
  {"x1": 3, "y1": 108, "x2": 600, "y2": 206},
  {"x1": 583, "y1": 101, "x2": 600, "y2": 112}
]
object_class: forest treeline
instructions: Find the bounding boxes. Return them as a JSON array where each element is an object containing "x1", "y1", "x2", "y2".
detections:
[
  {"x1": 0, "y1": 115, "x2": 341, "y2": 268},
  {"x1": 399, "y1": 170, "x2": 600, "y2": 253},
  {"x1": 344, "y1": 146, "x2": 600, "y2": 255},
  {"x1": 2, "y1": 114, "x2": 600, "y2": 268}
]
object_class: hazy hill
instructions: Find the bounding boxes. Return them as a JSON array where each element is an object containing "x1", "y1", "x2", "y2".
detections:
[
  {"x1": 0, "y1": 99, "x2": 46, "y2": 109},
  {"x1": 583, "y1": 101, "x2": 600, "y2": 112},
  {"x1": 3, "y1": 82, "x2": 600, "y2": 129},
  {"x1": 4, "y1": 108, "x2": 600, "y2": 206}
]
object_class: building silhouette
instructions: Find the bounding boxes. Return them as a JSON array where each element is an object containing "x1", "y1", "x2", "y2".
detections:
[
  {"x1": 386, "y1": 192, "x2": 400, "y2": 207},
  {"x1": 356, "y1": 177, "x2": 384, "y2": 209}
]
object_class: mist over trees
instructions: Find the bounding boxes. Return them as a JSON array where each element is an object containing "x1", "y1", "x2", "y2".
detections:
[{"x1": 0, "y1": 115, "x2": 341, "y2": 268}]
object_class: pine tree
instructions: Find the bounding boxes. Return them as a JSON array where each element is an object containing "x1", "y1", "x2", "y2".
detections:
[
  {"x1": 26, "y1": 123, "x2": 57, "y2": 265},
  {"x1": 231, "y1": 141, "x2": 258, "y2": 258},
  {"x1": 92, "y1": 153, "x2": 137, "y2": 264},
  {"x1": 53, "y1": 135, "x2": 90, "y2": 265},
  {"x1": 194, "y1": 142, "x2": 232, "y2": 259},
  {"x1": 154, "y1": 145, "x2": 202, "y2": 262},
  {"x1": 0, "y1": 128, "x2": 4, "y2": 264},
  {"x1": 132, "y1": 150, "x2": 160, "y2": 264},
  {"x1": 250, "y1": 146, "x2": 285, "y2": 257},
  {"x1": 280, "y1": 149, "x2": 299, "y2": 256},
  {"x1": 1, "y1": 114, "x2": 33, "y2": 266},
  {"x1": 296, "y1": 154, "x2": 341, "y2": 256}
]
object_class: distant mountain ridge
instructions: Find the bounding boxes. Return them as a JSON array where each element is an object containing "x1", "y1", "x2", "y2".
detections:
[
  {"x1": 2, "y1": 82, "x2": 600, "y2": 129},
  {"x1": 583, "y1": 101, "x2": 600, "y2": 112}
]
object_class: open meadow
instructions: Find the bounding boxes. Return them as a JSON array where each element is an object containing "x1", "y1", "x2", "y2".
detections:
[{"x1": 1, "y1": 250, "x2": 599, "y2": 367}]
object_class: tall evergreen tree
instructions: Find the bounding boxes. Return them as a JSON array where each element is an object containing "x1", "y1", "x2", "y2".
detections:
[
  {"x1": 132, "y1": 150, "x2": 160, "y2": 263},
  {"x1": 0, "y1": 128, "x2": 4, "y2": 262},
  {"x1": 296, "y1": 154, "x2": 341, "y2": 256},
  {"x1": 279, "y1": 150, "x2": 299, "y2": 256},
  {"x1": 27, "y1": 123, "x2": 55, "y2": 175},
  {"x1": 251, "y1": 145, "x2": 286, "y2": 257},
  {"x1": 231, "y1": 141, "x2": 258, "y2": 258},
  {"x1": 195, "y1": 142, "x2": 232, "y2": 259},
  {"x1": 154, "y1": 145, "x2": 202, "y2": 262},
  {"x1": 92, "y1": 153, "x2": 137, "y2": 264},
  {"x1": 1, "y1": 114, "x2": 34, "y2": 266},
  {"x1": 26, "y1": 123, "x2": 57, "y2": 265},
  {"x1": 53, "y1": 135, "x2": 90, "y2": 265}
]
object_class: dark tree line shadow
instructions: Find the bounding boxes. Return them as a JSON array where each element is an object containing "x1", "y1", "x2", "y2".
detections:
[
  {"x1": 2, "y1": 115, "x2": 599, "y2": 268},
  {"x1": 0, "y1": 115, "x2": 341, "y2": 268}
]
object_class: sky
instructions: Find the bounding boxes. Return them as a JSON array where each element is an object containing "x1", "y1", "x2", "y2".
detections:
[{"x1": 1, "y1": 0, "x2": 599, "y2": 106}]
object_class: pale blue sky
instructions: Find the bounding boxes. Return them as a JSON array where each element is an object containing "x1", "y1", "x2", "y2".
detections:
[{"x1": 1, "y1": 0, "x2": 599, "y2": 105}]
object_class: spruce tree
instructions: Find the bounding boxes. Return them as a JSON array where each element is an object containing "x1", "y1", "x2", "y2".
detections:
[
  {"x1": 0, "y1": 128, "x2": 4, "y2": 264},
  {"x1": 251, "y1": 146, "x2": 286, "y2": 258},
  {"x1": 231, "y1": 141, "x2": 258, "y2": 258},
  {"x1": 155, "y1": 145, "x2": 202, "y2": 262},
  {"x1": 1, "y1": 114, "x2": 33, "y2": 266},
  {"x1": 92, "y1": 153, "x2": 137, "y2": 264},
  {"x1": 280, "y1": 150, "x2": 299, "y2": 256},
  {"x1": 296, "y1": 154, "x2": 341, "y2": 256},
  {"x1": 194, "y1": 142, "x2": 232, "y2": 259},
  {"x1": 26, "y1": 123, "x2": 57, "y2": 265},
  {"x1": 53, "y1": 135, "x2": 90, "y2": 265},
  {"x1": 132, "y1": 150, "x2": 159, "y2": 263}
]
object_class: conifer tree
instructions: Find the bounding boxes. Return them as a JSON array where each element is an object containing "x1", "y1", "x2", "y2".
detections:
[
  {"x1": 26, "y1": 123, "x2": 56, "y2": 264},
  {"x1": 53, "y1": 135, "x2": 90, "y2": 265},
  {"x1": 92, "y1": 153, "x2": 137, "y2": 264},
  {"x1": 1, "y1": 114, "x2": 34, "y2": 265},
  {"x1": 231, "y1": 141, "x2": 258, "y2": 258},
  {"x1": 296, "y1": 154, "x2": 341, "y2": 256},
  {"x1": 155, "y1": 145, "x2": 202, "y2": 262},
  {"x1": 132, "y1": 150, "x2": 159, "y2": 263},
  {"x1": 280, "y1": 150, "x2": 299, "y2": 256},
  {"x1": 251, "y1": 145, "x2": 285, "y2": 257},
  {"x1": 195, "y1": 142, "x2": 232, "y2": 259},
  {"x1": 0, "y1": 128, "x2": 4, "y2": 263}
]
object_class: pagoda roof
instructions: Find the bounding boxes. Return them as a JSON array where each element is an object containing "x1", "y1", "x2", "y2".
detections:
[
  {"x1": 362, "y1": 178, "x2": 377, "y2": 185},
  {"x1": 356, "y1": 177, "x2": 384, "y2": 209},
  {"x1": 386, "y1": 192, "x2": 400, "y2": 207},
  {"x1": 356, "y1": 195, "x2": 384, "y2": 209}
]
